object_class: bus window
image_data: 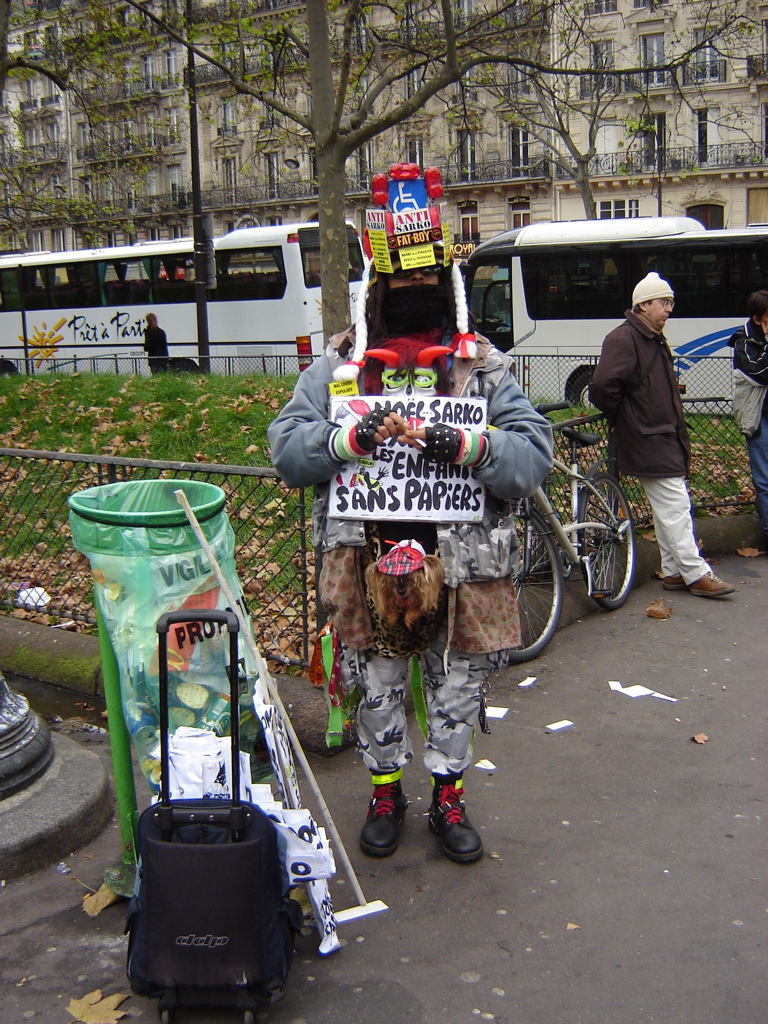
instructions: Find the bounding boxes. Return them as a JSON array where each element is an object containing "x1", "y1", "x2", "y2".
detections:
[
  {"x1": 297, "y1": 225, "x2": 364, "y2": 284},
  {"x1": 469, "y1": 262, "x2": 512, "y2": 351},
  {"x1": 0, "y1": 268, "x2": 21, "y2": 311},
  {"x1": 21, "y1": 266, "x2": 52, "y2": 310},
  {"x1": 152, "y1": 255, "x2": 196, "y2": 304},
  {"x1": 213, "y1": 247, "x2": 287, "y2": 301},
  {"x1": 45, "y1": 262, "x2": 100, "y2": 310},
  {"x1": 521, "y1": 252, "x2": 625, "y2": 320},
  {"x1": 104, "y1": 258, "x2": 153, "y2": 306}
]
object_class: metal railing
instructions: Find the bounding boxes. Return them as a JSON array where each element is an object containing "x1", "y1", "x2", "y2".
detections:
[
  {"x1": 0, "y1": 450, "x2": 313, "y2": 668},
  {"x1": 0, "y1": 405, "x2": 756, "y2": 666}
]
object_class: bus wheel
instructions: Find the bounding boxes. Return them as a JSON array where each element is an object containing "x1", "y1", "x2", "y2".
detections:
[
  {"x1": 0, "y1": 359, "x2": 19, "y2": 376},
  {"x1": 565, "y1": 366, "x2": 594, "y2": 406}
]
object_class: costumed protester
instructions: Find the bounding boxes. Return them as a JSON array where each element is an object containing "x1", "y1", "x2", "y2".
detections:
[
  {"x1": 268, "y1": 164, "x2": 553, "y2": 863},
  {"x1": 590, "y1": 272, "x2": 735, "y2": 598},
  {"x1": 728, "y1": 289, "x2": 768, "y2": 541}
]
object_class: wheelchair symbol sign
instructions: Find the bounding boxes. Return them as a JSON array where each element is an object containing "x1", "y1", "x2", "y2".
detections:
[{"x1": 388, "y1": 179, "x2": 428, "y2": 213}]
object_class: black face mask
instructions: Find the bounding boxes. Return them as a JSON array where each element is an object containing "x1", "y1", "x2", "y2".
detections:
[{"x1": 381, "y1": 283, "x2": 449, "y2": 336}]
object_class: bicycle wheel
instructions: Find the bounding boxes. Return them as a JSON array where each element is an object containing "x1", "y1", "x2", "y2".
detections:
[
  {"x1": 507, "y1": 506, "x2": 565, "y2": 662},
  {"x1": 576, "y1": 472, "x2": 636, "y2": 610}
]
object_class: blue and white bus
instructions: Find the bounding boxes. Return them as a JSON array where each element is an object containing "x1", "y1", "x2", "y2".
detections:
[
  {"x1": 0, "y1": 222, "x2": 365, "y2": 372},
  {"x1": 465, "y1": 217, "x2": 768, "y2": 402}
]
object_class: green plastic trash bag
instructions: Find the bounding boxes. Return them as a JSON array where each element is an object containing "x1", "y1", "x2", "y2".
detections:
[{"x1": 69, "y1": 479, "x2": 266, "y2": 790}]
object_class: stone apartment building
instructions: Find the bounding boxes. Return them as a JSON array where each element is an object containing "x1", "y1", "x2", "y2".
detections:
[{"x1": 2, "y1": 0, "x2": 768, "y2": 254}]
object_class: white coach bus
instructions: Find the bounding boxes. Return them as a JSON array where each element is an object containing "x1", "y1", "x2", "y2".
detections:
[
  {"x1": 0, "y1": 222, "x2": 364, "y2": 372},
  {"x1": 465, "y1": 217, "x2": 768, "y2": 402}
]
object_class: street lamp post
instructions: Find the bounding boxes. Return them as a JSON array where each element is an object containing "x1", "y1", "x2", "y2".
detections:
[{"x1": 186, "y1": 0, "x2": 211, "y2": 372}]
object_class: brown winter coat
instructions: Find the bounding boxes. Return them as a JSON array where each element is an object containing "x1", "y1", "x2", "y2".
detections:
[{"x1": 589, "y1": 310, "x2": 690, "y2": 478}]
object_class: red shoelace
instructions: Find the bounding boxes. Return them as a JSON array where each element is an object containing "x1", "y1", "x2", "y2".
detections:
[
  {"x1": 370, "y1": 782, "x2": 399, "y2": 817},
  {"x1": 437, "y1": 785, "x2": 464, "y2": 825}
]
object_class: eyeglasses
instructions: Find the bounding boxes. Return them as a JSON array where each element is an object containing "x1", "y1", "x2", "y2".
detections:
[
  {"x1": 390, "y1": 264, "x2": 442, "y2": 279},
  {"x1": 658, "y1": 299, "x2": 674, "y2": 310}
]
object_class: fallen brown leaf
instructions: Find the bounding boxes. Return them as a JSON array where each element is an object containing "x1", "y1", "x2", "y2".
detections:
[
  {"x1": 643, "y1": 532, "x2": 657, "y2": 542},
  {"x1": 66, "y1": 989, "x2": 129, "y2": 1024},
  {"x1": 737, "y1": 546, "x2": 766, "y2": 558},
  {"x1": 82, "y1": 883, "x2": 122, "y2": 917},
  {"x1": 566, "y1": 922, "x2": 582, "y2": 930},
  {"x1": 645, "y1": 598, "x2": 674, "y2": 619},
  {"x1": 692, "y1": 733, "x2": 709, "y2": 744}
]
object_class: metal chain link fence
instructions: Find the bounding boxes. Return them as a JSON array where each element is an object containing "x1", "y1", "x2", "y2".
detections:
[
  {"x1": 0, "y1": 352, "x2": 757, "y2": 668},
  {"x1": 0, "y1": 450, "x2": 314, "y2": 668}
]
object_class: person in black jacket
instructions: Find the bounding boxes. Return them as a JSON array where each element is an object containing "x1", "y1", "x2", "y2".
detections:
[
  {"x1": 143, "y1": 313, "x2": 169, "y2": 374},
  {"x1": 590, "y1": 272, "x2": 735, "y2": 599},
  {"x1": 729, "y1": 290, "x2": 768, "y2": 540}
]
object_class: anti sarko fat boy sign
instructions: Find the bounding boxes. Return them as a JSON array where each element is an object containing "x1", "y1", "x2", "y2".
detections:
[{"x1": 328, "y1": 396, "x2": 487, "y2": 522}]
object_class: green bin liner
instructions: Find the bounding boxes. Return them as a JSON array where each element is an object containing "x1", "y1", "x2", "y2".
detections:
[{"x1": 69, "y1": 479, "x2": 266, "y2": 790}]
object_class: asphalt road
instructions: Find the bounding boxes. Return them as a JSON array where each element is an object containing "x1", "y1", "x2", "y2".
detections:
[{"x1": 0, "y1": 551, "x2": 765, "y2": 1024}]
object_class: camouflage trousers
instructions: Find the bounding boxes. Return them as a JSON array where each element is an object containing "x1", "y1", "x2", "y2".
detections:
[{"x1": 340, "y1": 628, "x2": 512, "y2": 777}]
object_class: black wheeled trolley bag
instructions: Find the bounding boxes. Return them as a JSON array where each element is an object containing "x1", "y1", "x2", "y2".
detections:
[{"x1": 126, "y1": 609, "x2": 300, "y2": 1023}]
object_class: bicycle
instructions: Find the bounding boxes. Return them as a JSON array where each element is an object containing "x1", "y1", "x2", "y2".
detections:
[{"x1": 508, "y1": 403, "x2": 637, "y2": 663}]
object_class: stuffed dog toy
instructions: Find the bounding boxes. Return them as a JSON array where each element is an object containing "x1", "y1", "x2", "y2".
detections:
[{"x1": 365, "y1": 539, "x2": 445, "y2": 631}]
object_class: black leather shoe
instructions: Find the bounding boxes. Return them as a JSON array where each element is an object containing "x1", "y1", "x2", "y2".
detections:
[
  {"x1": 360, "y1": 781, "x2": 408, "y2": 856},
  {"x1": 428, "y1": 779, "x2": 483, "y2": 863}
]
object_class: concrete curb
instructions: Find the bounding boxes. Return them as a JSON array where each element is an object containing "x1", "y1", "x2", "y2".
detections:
[
  {"x1": 0, "y1": 513, "x2": 761, "y2": 749},
  {"x1": 0, "y1": 733, "x2": 113, "y2": 880}
]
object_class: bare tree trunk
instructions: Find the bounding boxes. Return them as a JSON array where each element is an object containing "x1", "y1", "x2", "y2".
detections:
[
  {"x1": 306, "y1": 1, "x2": 355, "y2": 343},
  {"x1": 0, "y1": 0, "x2": 12, "y2": 98},
  {"x1": 573, "y1": 165, "x2": 597, "y2": 219}
]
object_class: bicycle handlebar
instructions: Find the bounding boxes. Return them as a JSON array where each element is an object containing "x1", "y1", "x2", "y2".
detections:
[{"x1": 533, "y1": 401, "x2": 571, "y2": 415}]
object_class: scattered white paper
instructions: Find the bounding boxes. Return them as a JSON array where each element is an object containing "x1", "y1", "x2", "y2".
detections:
[
  {"x1": 15, "y1": 586, "x2": 51, "y2": 610},
  {"x1": 620, "y1": 684, "x2": 655, "y2": 698},
  {"x1": 474, "y1": 758, "x2": 497, "y2": 770},
  {"x1": 545, "y1": 720, "x2": 574, "y2": 732},
  {"x1": 485, "y1": 706, "x2": 509, "y2": 719},
  {"x1": 518, "y1": 676, "x2": 537, "y2": 688},
  {"x1": 608, "y1": 681, "x2": 678, "y2": 702}
]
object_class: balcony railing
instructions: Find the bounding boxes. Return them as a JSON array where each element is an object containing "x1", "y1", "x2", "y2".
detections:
[
  {"x1": 586, "y1": 0, "x2": 617, "y2": 13},
  {"x1": 187, "y1": 0, "x2": 303, "y2": 24},
  {"x1": 746, "y1": 54, "x2": 768, "y2": 79},
  {"x1": 19, "y1": 98, "x2": 39, "y2": 112},
  {"x1": 555, "y1": 140, "x2": 767, "y2": 179},
  {"x1": 40, "y1": 94, "x2": 61, "y2": 107},
  {"x1": 1, "y1": 141, "x2": 67, "y2": 167},
  {"x1": 579, "y1": 74, "x2": 620, "y2": 99},
  {"x1": 682, "y1": 59, "x2": 727, "y2": 86},
  {"x1": 434, "y1": 157, "x2": 549, "y2": 185},
  {"x1": 75, "y1": 134, "x2": 175, "y2": 162}
]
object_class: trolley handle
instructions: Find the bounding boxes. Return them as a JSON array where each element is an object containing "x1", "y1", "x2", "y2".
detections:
[{"x1": 156, "y1": 609, "x2": 243, "y2": 819}]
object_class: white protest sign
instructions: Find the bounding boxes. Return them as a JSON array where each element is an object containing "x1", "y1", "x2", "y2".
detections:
[{"x1": 328, "y1": 395, "x2": 487, "y2": 522}]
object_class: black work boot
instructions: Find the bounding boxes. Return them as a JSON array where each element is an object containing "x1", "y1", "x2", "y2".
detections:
[
  {"x1": 428, "y1": 775, "x2": 483, "y2": 863},
  {"x1": 360, "y1": 776, "x2": 408, "y2": 857}
]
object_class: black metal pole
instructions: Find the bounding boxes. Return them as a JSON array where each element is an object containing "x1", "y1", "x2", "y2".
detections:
[
  {"x1": 656, "y1": 132, "x2": 663, "y2": 217},
  {"x1": 186, "y1": 0, "x2": 210, "y2": 372}
]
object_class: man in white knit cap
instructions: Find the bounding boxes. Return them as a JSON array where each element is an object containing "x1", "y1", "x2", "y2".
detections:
[
  {"x1": 590, "y1": 271, "x2": 735, "y2": 598},
  {"x1": 269, "y1": 164, "x2": 552, "y2": 863}
]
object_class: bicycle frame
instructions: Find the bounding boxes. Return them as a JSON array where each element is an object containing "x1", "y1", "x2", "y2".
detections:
[{"x1": 531, "y1": 455, "x2": 631, "y2": 570}]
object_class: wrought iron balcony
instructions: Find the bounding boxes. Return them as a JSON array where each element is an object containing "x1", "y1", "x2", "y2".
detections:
[
  {"x1": 586, "y1": 0, "x2": 617, "y2": 13},
  {"x1": 555, "y1": 140, "x2": 766, "y2": 179},
  {"x1": 188, "y1": 0, "x2": 303, "y2": 24},
  {"x1": 746, "y1": 54, "x2": 768, "y2": 79},
  {"x1": 434, "y1": 157, "x2": 550, "y2": 185},
  {"x1": 682, "y1": 59, "x2": 727, "y2": 86},
  {"x1": 1, "y1": 142, "x2": 67, "y2": 167},
  {"x1": 579, "y1": 74, "x2": 620, "y2": 99},
  {"x1": 19, "y1": 99, "x2": 39, "y2": 112}
]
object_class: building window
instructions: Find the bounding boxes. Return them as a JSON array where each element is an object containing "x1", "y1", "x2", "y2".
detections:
[
  {"x1": 165, "y1": 50, "x2": 175, "y2": 78},
  {"x1": 169, "y1": 108, "x2": 180, "y2": 142},
  {"x1": 52, "y1": 228, "x2": 65, "y2": 251},
  {"x1": 171, "y1": 224, "x2": 184, "y2": 239},
  {"x1": 508, "y1": 200, "x2": 530, "y2": 229},
  {"x1": 169, "y1": 164, "x2": 183, "y2": 203},
  {"x1": 267, "y1": 215, "x2": 283, "y2": 226},
  {"x1": 357, "y1": 141, "x2": 374, "y2": 180},
  {"x1": 222, "y1": 156, "x2": 237, "y2": 193},
  {"x1": 31, "y1": 231, "x2": 45, "y2": 252},
  {"x1": 641, "y1": 33, "x2": 666, "y2": 87},
  {"x1": 509, "y1": 127, "x2": 530, "y2": 168},
  {"x1": 266, "y1": 152, "x2": 280, "y2": 198},
  {"x1": 642, "y1": 112, "x2": 666, "y2": 170},
  {"x1": 599, "y1": 199, "x2": 639, "y2": 219},
  {"x1": 686, "y1": 204, "x2": 724, "y2": 229},
  {"x1": 406, "y1": 137, "x2": 424, "y2": 166},
  {"x1": 142, "y1": 55, "x2": 153, "y2": 88},
  {"x1": 460, "y1": 203, "x2": 479, "y2": 242},
  {"x1": 697, "y1": 109, "x2": 709, "y2": 163},
  {"x1": 456, "y1": 129, "x2": 476, "y2": 180}
]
